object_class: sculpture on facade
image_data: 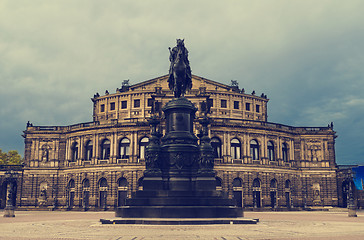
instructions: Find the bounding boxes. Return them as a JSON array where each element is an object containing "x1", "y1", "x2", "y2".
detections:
[
  {"x1": 168, "y1": 39, "x2": 192, "y2": 98},
  {"x1": 39, "y1": 188, "x2": 47, "y2": 206}
]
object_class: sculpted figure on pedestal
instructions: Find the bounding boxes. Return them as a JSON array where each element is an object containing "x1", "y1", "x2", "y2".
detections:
[{"x1": 168, "y1": 39, "x2": 192, "y2": 98}]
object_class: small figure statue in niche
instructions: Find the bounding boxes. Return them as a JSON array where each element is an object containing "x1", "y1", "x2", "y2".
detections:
[
  {"x1": 41, "y1": 145, "x2": 51, "y2": 162},
  {"x1": 39, "y1": 188, "x2": 47, "y2": 206}
]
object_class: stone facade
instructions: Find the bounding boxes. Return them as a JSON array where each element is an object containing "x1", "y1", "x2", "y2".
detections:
[{"x1": 17, "y1": 74, "x2": 340, "y2": 210}]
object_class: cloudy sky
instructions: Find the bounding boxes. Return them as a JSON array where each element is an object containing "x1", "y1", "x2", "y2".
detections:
[{"x1": 1, "y1": 1, "x2": 364, "y2": 165}]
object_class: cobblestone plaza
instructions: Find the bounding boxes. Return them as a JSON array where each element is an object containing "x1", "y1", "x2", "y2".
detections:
[{"x1": 0, "y1": 210, "x2": 363, "y2": 239}]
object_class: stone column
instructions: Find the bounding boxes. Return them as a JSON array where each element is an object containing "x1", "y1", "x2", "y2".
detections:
[
  {"x1": 94, "y1": 136, "x2": 99, "y2": 164},
  {"x1": 113, "y1": 132, "x2": 118, "y2": 163}
]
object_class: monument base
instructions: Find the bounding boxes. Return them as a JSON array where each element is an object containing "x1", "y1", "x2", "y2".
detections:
[
  {"x1": 3, "y1": 206, "x2": 15, "y2": 218},
  {"x1": 116, "y1": 190, "x2": 243, "y2": 218},
  {"x1": 101, "y1": 217, "x2": 258, "y2": 225},
  {"x1": 348, "y1": 208, "x2": 357, "y2": 217},
  {"x1": 113, "y1": 94, "x2": 244, "y2": 222}
]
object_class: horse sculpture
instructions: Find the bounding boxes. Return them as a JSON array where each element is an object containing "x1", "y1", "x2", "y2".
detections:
[{"x1": 168, "y1": 39, "x2": 192, "y2": 98}]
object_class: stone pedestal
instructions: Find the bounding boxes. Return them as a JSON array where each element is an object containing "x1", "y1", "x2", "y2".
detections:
[
  {"x1": 116, "y1": 97, "x2": 243, "y2": 219},
  {"x1": 3, "y1": 206, "x2": 15, "y2": 218},
  {"x1": 348, "y1": 208, "x2": 357, "y2": 217}
]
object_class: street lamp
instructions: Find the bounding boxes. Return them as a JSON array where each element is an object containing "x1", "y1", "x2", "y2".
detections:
[{"x1": 348, "y1": 169, "x2": 357, "y2": 217}]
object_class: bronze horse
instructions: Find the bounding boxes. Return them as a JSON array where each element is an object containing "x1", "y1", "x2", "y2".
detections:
[{"x1": 168, "y1": 39, "x2": 192, "y2": 98}]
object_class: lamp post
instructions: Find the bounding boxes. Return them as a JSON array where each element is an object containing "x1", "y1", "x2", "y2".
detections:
[
  {"x1": 3, "y1": 170, "x2": 18, "y2": 217},
  {"x1": 348, "y1": 169, "x2": 357, "y2": 217},
  {"x1": 348, "y1": 181, "x2": 357, "y2": 217}
]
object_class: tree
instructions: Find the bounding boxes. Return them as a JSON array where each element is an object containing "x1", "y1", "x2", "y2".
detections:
[
  {"x1": 0, "y1": 149, "x2": 23, "y2": 165},
  {"x1": 0, "y1": 149, "x2": 6, "y2": 164}
]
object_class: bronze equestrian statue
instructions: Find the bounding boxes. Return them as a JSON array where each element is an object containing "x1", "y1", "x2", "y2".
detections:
[{"x1": 168, "y1": 39, "x2": 192, "y2": 98}]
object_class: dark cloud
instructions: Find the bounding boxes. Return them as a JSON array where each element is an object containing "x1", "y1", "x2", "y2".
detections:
[{"x1": 1, "y1": 1, "x2": 364, "y2": 165}]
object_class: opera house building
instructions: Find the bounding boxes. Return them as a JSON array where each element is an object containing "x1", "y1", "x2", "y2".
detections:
[{"x1": 17, "y1": 74, "x2": 344, "y2": 210}]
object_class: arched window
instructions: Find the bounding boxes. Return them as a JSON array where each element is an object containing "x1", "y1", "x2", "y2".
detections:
[
  {"x1": 267, "y1": 141, "x2": 275, "y2": 161},
  {"x1": 230, "y1": 138, "x2": 241, "y2": 159},
  {"x1": 100, "y1": 139, "x2": 110, "y2": 160},
  {"x1": 285, "y1": 179, "x2": 291, "y2": 189},
  {"x1": 67, "y1": 179, "x2": 75, "y2": 209},
  {"x1": 119, "y1": 138, "x2": 130, "y2": 159},
  {"x1": 285, "y1": 180, "x2": 292, "y2": 208},
  {"x1": 270, "y1": 179, "x2": 278, "y2": 208},
  {"x1": 83, "y1": 179, "x2": 90, "y2": 188},
  {"x1": 282, "y1": 143, "x2": 289, "y2": 162},
  {"x1": 139, "y1": 137, "x2": 149, "y2": 159},
  {"x1": 99, "y1": 178, "x2": 108, "y2": 209},
  {"x1": 117, "y1": 178, "x2": 128, "y2": 207},
  {"x1": 250, "y1": 140, "x2": 259, "y2": 160},
  {"x1": 71, "y1": 142, "x2": 78, "y2": 162},
  {"x1": 99, "y1": 178, "x2": 108, "y2": 188},
  {"x1": 84, "y1": 140, "x2": 93, "y2": 161},
  {"x1": 232, "y1": 178, "x2": 243, "y2": 207},
  {"x1": 211, "y1": 137, "x2": 222, "y2": 158},
  {"x1": 252, "y1": 178, "x2": 261, "y2": 208},
  {"x1": 233, "y1": 178, "x2": 242, "y2": 189},
  {"x1": 253, "y1": 178, "x2": 261, "y2": 188},
  {"x1": 82, "y1": 179, "x2": 90, "y2": 209},
  {"x1": 68, "y1": 179, "x2": 75, "y2": 189},
  {"x1": 118, "y1": 178, "x2": 128, "y2": 189},
  {"x1": 270, "y1": 179, "x2": 277, "y2": 189}
]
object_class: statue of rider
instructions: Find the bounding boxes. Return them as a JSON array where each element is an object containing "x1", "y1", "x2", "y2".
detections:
[{"x1": 168, "y1": 39, "x2": 192, "y2": 98}]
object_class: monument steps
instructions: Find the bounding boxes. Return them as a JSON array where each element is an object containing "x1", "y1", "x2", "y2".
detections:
[
  {"x1": 116, "y1": 205, "x2": 243, "y2": 218},
  {"x1": 134, "y1": 190, "x2": 225, "y2": 198},
  {"x1": 125, "y1": 197, "x2": 235, "y2": 206},
  {"x1": 101, "y1": 217, "x2": 259, "y2": 225}
]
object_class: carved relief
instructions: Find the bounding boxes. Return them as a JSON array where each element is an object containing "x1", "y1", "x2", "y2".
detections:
[
  {"x1": 267, "y1": 135, "x2": 277, "y2": 140},
  {"x1": 168, "y1": 151, "x2": 198, "y2": 170},
  {"x1": 211, "y1": 130, "x2": 223, "y2": 135},
  {"x1": 249, "y1": 133, "x2": 261, "y2": 138},
  {"x1": 199, "y1": 151, "x2": 214, "y2": 170},
  {"x1": 282, "y1": 137, "x2": 291, "y2": 142},
  {"x1": 83, "y1": 135, "x2": 92, "y2": 141},
  {"x1": 100, "y1": 133, "x2": 112, "y2": 138},
  {"x1": 230, "y1": 131, "x2": 238, "y2": 137},
  {"x1": 145, "y1": 151, "x2": 160, "y2": 170}
]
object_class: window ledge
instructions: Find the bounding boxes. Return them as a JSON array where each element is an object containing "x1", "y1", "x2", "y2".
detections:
[
  {"x1": 83, "y1": 161, "x2": 91, "y2": 166},
  {"x1": 98, "y1": 160, "x2": 109, "y2": 164},
  {"x1": 117, "y1": 159, "x2": 128, "y2": 164},
  {"x1": 232, "y1": 159, "x2": 243, "y2": 164}
]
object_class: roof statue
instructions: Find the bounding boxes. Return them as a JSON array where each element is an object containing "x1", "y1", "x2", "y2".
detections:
[{"x1": 168, "y1": 39, "x2": 192, "y2": 98}]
